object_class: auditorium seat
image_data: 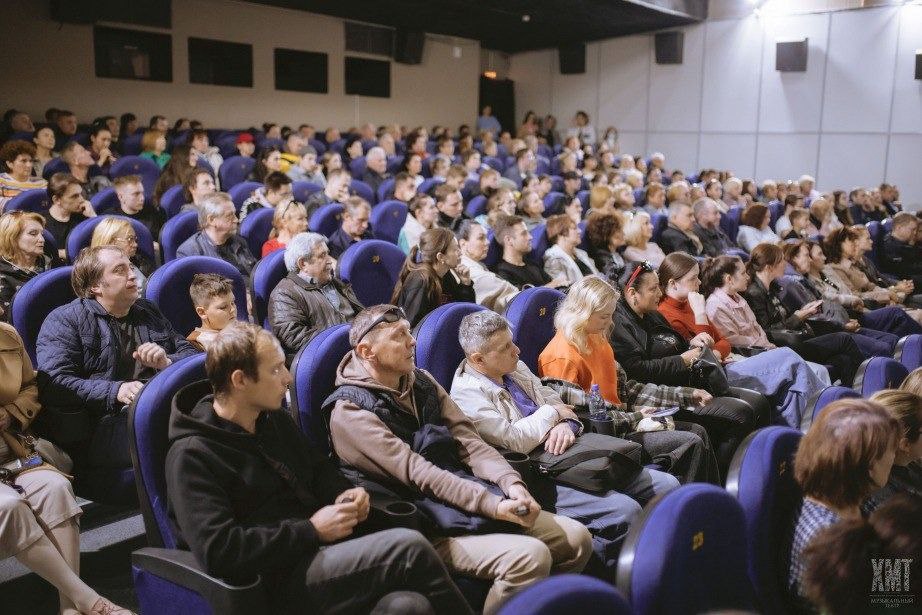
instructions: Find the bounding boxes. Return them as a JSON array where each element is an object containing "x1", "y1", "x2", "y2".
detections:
[
  {"x1": 292, "y1": 180, "x2": 323, "y2": 203},
  {"x1": 650, "y1": 213, "x2": 668, "y2": 245},
  {"x1": 65, "y1": 215, "x2": 157, "y2": 263},
  {"x1": 349, "y1": 156, "x2": 367, "y2": 178},
  {"x1": 414, "y1": 302, "x2": 487, "y2": 389},
  {"x1": 338, "y1": 239, "x2": 405, "y2": 307},
  {"x1": 803, "y1": 385, "x2": 860, "y2": 428},
  {"x1": 250, "y1": 248, "x2": 288, "y2": 329},
  {"x1": 11, "y1": 266, "x2": 75, "y2": 365},
  {"x1": 483, "y1": 156, "x2": 505, "y2": 172},
  {"x1": 866, "y1": 221, "x2": 884, "y2": 266},
  {"x1": 543, "y1": 191, "x2": 566, "y2": 214},
  {"x1": 160, "y1": 184, "x2": 186, "y2": 219},
  {"x1": 497, "y1": 575, "x2": 633, "y2": 615},
  {"x1": 227, "y1": 181, "x2": 263, "y2": 213},
  {"x1": 529, "y1": 223, "x2": 549, "y2": 263},
  {"x1": 418, "y1": 177, "x2": 443, "y2": 196},
  {"x1": 89, "y1": 187, "x2": 121, "y2": 214},
  {"x1": 145, "y1": 256, "x2": 248, "y2": 336},
  {"x1": 894, "y1": 334, "x2": 922, "y2": 371},
  {"x1": 309, "y1": 204, "x2": 344, "y2": 238},
  {"x1": 725, "y1": 426, "x2": 803, "y2": 615},
  {"x1": 483, "y1": 232, "x2": 502, "y2": 268},
  {"x1": 41, "y1": 158, "x2": 69, "y2": 180},
  {"x1": 118, "y1": 133, "x2": 143, "y2": 156},
  {"x1": 616, "y1": 483, "x2": 754, "y2": 614},
  {"x1": 218, "y1": 156, "x2": 256, "y2": 190},
  {"x1": 370, "y1": 199, "x2": 407, "y2": 245},
  {"x1": 160, "y1": 210, "x2": 199, "y2": 262},
  {"x1": 376, "y1": 178, "x2": 396, "y2": 204},
  {"x1": 110, "y1": 156, "x2": 161, "y2": 197},
  {"x1": 720, "y1": 207, "x2": 741, "y2": 242},
  {"x1": 239, "y1": 207, "x2": 275, "y2": 259},
  {"x1": 577, "y1": 189, "x2": 590, "y2": 214},
  {"x1": 853, "y1": 356, "x2": 909, "y2": 396},
  {"x1": 5, "y1": 188, "x2": 49, "y2": 212},
  {"x1": 465, "y1": 195, "x2": 488, "y2": 219},
  {"x1": 129, "y1": 355, "x2": 268, "y2": 615},
  {"x1": 349, "y1": 179, "x2": 374, "y2": 204},
  {"x1": 505, "y1": 287, "x2": 565, "y2": 374}
]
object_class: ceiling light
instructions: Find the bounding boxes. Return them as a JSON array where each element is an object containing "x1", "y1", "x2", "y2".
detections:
[{"x1": 522, "y1": 14, "x2": 531, "y2": 22}]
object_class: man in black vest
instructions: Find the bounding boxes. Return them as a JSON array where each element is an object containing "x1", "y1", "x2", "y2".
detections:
[
  {"x1": 326, "y1": 305, "x2": 592, "y2": 613},
  {"x1": 165, "y1": 322, "x2": 470, "y2": 614}
]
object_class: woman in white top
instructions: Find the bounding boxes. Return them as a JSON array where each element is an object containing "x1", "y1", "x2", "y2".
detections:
[
  {"x1": 397, "y1": 193, "x2": 437, "y2": 254},
  {"x1": 622, "y1": 211, "x2": 666, "y2": 268},
  {"x1": 567, "y1": 110, "x2": 597, "y2": 147},
  {"x1": 736, "y1": 203, "x2": 781, "y2": 252},
  {"x1": 457, "y1": 219, "x2": 518, "y2": 312},
  {"x1": 806, "y1": 196, "x2": 842, "y2": 237},
  {"x1": 543, "y1": 214, "x2": 598, "y2": 286}
]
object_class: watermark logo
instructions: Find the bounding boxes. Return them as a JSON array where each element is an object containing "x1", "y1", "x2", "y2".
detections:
[{"x1": 870, "y1": 558, "x2": 914, "y2": 609}]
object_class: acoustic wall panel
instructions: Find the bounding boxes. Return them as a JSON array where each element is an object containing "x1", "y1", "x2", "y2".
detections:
[{"x1": 701, "y1": 17, "x2": 762, "y2": 132}]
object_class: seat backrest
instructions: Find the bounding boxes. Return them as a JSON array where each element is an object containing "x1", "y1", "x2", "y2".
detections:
[
  {"x1": 854, "y1": 357, "x2": 909, "y2": 396},
  {"x1": 725, "y1": 426, "x2": 803, "y2": 615},
  {"x1": 415, "y1": 303, "x2": 487, "y2": 390},
  {"x1": 119, "y1": 133, "x2": 143, "y2": 156},
  {"x1": 651, "y1": 212, "x2": 669, "y2": 245},
  {"x1": 543, "y1": 191, "x2": 567, "y2": 214},
  {"x1": 577, "y1": 190, "x2": 590, "y2": 214},
  {"x1": 349, "y1": 179, "x2": 374, "y2": 204},
  {"x1": 160, "y1": 210, "x2": 199, "y2": 262},
  {"x1": 505, "y1": 287, "x2": 565, "y2": 373},
  {"x1": 465, "y1": 195, "x2": 488, "y2": 219},
  {"x1": 338, "y1": 239, "x2": 406, "y2": 307},
  {"x1": 12, "y1": 266, "x2": 76, "y2": 365},
  {"x1": 866, "y1": 220, "x2": 884, "y2": 265},
  {"x1": 376, "y1": 178, "x2": 396, "y2": 203},
  {"x1": 804, "y1": 385, "x2": 860, "y2": 429},
  {"x1": 41, "y1": 157, "x2": 69, "y2": 180},
  {"x1": 292, "y1": 180, "x2": 323, "y2": 203},
  {"x1": 145, "y1": 256, "x2": 248, "y2": 336},
  {"x1": 159, "y1": 184, "x2": 186, "y2": 219},
  {"x1": 894, "y1": 334, "x2": 922, "y2": 372},
  {"x1": 483, "y1": 232, "x2": 502, "y2": 268},
  {"x1": 6, "y1": 188, "x2": 49, "y2": 213},
  {"x1": 370, "y1": 200, "x2": 407, "y2": 245},
  {"x1": 129, "y1": 354, "x2": 208, "y2": 548},
  {"x1": 239, "y1": 207, "x2": 276, "y2": 259},
  {"x1": 218, "y1": 156, "x2": 256, "y2": 191},
  {"x1": 529, "y1": 223, "x2": 549, "y2": 264},
  {"x1": 720, "y1": 207, "x2": 741, "y2": 242},
  {"x1": 616, "y1": 483, "x2": 754, "y2": 614},
  {"x1": 418, "y1": 177, "x2": 443, "y2": 196},
  {"x1": 251, "y1": 249, "x2": 288, "y2": 329},
  {"x1": 227, "y1": 181, "x2": 263, "y2": 213},
  {"x1": 483, "y1": 156, "x2": 505, "y2": 172},
  {"x1": 309, "y1": 204, "x2": 345, "y2": 238},
  {"x1": 497, "y1": 575, "x2": 633, "y2": 615},
  {"x1": 90, "y1": 187, "x2": 121, "y2": 214},
  {"x1": 65, "y1": 215, "x2": 157, "y2": 263},
  {"x1": 768, "y1": 200, "x2": 784, "y2": 231},
  {"x1": 289, "y1": 323, "x2": 352, "y2": 453},
  {"x1": 349, "y1": 156, "x2": 367, "y2": 178},
  {"x1": 110, "y1": 156, "x2": 161, "y2": 196}
]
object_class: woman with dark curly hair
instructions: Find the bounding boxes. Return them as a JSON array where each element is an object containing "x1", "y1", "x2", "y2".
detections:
[{"x1": 584, "y1": 212, "x2": 627, "y2": 284}]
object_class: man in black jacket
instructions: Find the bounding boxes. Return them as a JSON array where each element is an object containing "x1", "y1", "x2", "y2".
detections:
[
  {"x1": 327, "y1": 196, "x2": 373, "y2": 259},
  {"x1": 880, "y1": 212, "x2": 922, "y2": 288},
  {"x1": 692, "y1": 198, "x2": 736, "y2": 257},
  {"x1": 165, "y1": 322, "x2": 471, "y2": 615},
  {"x1": 658, "y1": 202, "x2": 703, "y2": 256},
  {"x1": 493, "y1": 215, "x2": 566, "y2": 289}
]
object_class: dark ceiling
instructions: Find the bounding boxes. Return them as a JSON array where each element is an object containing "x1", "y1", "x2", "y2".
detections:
[{"x1": 249, "y1": 0, "x2": 707, "y2": 53}]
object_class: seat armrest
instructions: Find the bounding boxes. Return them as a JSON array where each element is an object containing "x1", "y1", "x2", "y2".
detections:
[{"x1": 132, "y1": 547, "x2": 266, "y2": 615}]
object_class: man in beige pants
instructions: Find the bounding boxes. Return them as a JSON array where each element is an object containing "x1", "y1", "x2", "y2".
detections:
[{"x1": 327, "y1": 304, "x2": 592, "y2": 614}]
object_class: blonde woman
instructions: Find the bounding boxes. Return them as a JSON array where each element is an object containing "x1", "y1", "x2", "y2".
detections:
[
  {"x1": 261, "y1": 201, "x2": 307, "y2": 257},
  {"x1": 622, "y1": 211, "x2": 665, "y2": 267},
  {"x1": 0, "y1": 211, "x2": 55, "y2": 322},
  {"x1": 90, "y1": 217, "x2": 150, "y2": 295},
  {"x1": 807, "y1": 197, "x2": 842, "y2": 237},
  {"x1": 536, "y1": 275, "x2": 716, "y2": 483}
]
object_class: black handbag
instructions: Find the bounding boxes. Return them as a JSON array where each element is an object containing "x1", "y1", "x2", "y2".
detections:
[
  {"x1": 688, "y1": 346, "x2": 731, "y2": 397},
  {"x1": 528, "y1": 433, "x2": 643, "y2": 493},
  {"x1": 768, "y1": 328, "x2": 812, "y2": 353}
]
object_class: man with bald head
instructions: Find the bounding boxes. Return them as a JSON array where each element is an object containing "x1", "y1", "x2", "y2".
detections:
[{"x1": 692, "y1": 198, "x2": 736, "y2": 257}]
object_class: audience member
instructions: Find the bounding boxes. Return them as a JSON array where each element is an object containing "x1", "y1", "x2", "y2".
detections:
[
  {"x1": 0, "y1": 140, "x2": 47, "y2": 210},
  {"x1": 326, "y1": 305, "x2": 592, "y2": 612},
  {"x1": 457, "y1": 220, "x2": 518, "y2": 313},
  {"x1": 476, "y1": 188, "x2": 516, "y2": 231},
  {"x1": 721, "y1": 178, "x2": 745, "y2": 210},
  {"x1": 397, "y1": 194, "x2": 436, "y2": 254},
  {"x1": 166, "y1": 321, "x2": 470, "y2": 614},
  {"x1": 502, "y1": 149, "x2": 535, "y2": 190},
  {"x1": 392, "y1": 171, "x2": 418, "y2": 204},
  {"x1": 516, "y1": 189, "x2": 545, "y2": 231},
  {"x1": 584, "y1": 212, "x2": 626, "y2": 285},
  {"x1": 304, "y1": 168, "x2": 350, "y2": 219},
  {"x1": 641, "y1": 182, "x2": 666, "y2": 216},
  {"x1": 31, "y1": 124, "x2": 57, "y2": 178},
  {"x1": 112, "y1": 175, "x2": 165, "y2": 241},
  {"x1": 622, "y1": 211, "x2": 666, "y2": 267},
  {"x1": 187, "y1": 128, "x2": 222, "y2": 175},
  {"x1": 361, "y1": 147, "x2": 390, "y2": 195},
  {"x1": 37, "y1": 245, "x2": 197, "y2": 499},
  {"x1": 90, "y1": 217, "x2": 152, "y2": 295},
  {"x1": 268, "y1": 232, "x2": 363, "y2": 361},
  {"x1": 862, "y1": 390, "x2": 922, "y2": 513},
  {"x1": 0, "y1": 211, "x2": 56, "y2": 321},
  {"x1": 880, "y1": 212, "x2": 922, "y2": 287},
  {"x1": 53, "y1": 111, "x2": 77, "y2": 148},
  {"x1": 328, "y1": 196, "x2": 372, "y2": 259},
  {"x1": 262, "y1": 200, "x2": 307, "y2": 257},
  {"x1": 691, "y1": 198, "x2": 735, "y2": 257},
  {"x1": 659, "y1": 202, "x2": 703, "y2": 256},
  {"x1": 542, "y1": 214, "x2": 597, "y2": 285},
  {"x1": 44, "y1": 173, "x2": 96, "y2": 259},
  {"x1": 286, "y1": 144, "x2": 324, "y2": 185},
  {"x1": 432, "y1": 184, "x2": 466, "y2": 233},
  {"x1": 186, "y1": 273, "x2": 238, "y2": 351},
  {"x1": 234, "y1": 132, "x2": 255, "y2": 159},
  {"x1": 277, "y1": 131, "x2": 305, "y2": 174},
  {"x1": 154, "y1": 145, "x2": 196, "y2": 206},
  {"x1": 476, "y1": 105, "x2": 502, "y2": 137},
  {"x1": 239, "y1": 171, "x2": 294, "y2": 223},
  {"x1": 787, "y1": 398, "x2": 898, "y2": 609},
  {"x1": 494, "y1": 215, "x2": 564, "y2": 289},
  {"x1": 59, "y1": 142, "x2": 111, "y2": 199},
  {"x1": 176, "y1": 192, "x2": 256, "y2": 279},
  {"x1": 252, "y1": 148, "x2": 284, "y2": 183},
  {"x1": 87, "y1": 125, "x2": 117, "y2": 176},
  {"x1": 736, "y1": 203, "x2": 780, "y2": 252},
  {"x1": 391, "y1": 227, "x2": 475, "y2": 327}
]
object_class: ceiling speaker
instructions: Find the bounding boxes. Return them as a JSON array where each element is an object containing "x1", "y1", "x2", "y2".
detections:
[{"x1": 558, "y1": 43, "x2": 586, "y2": 74}]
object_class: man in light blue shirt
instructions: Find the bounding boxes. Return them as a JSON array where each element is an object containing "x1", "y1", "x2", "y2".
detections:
[{"x1": 476, "y1": 105, "x2": 502, "y2": 137}]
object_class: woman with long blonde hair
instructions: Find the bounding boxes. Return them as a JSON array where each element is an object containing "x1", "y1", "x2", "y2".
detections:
[
  {"x1": 537, "y1": 275, "x2": 717, "y2": 483},
  {"x1": 622, "y1": 211, "x2": 665, "y2": 268}
]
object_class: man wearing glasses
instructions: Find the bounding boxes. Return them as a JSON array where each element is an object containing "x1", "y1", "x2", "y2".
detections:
[
  {"x1": 326, "y1": 305, "x2": 592, "y2": 614},
  {"x1": 176, "y1": 192, "x2": 256, "y2": 279}
]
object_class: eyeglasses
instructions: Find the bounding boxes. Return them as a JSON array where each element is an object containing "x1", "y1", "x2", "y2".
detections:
[
  {"x1": 352, "y1": 306, "x2": 407, "y2": 347},
  {"x1": 115, "y1": 235, "x2": 138, "y2": 245},
  {"x1": 625, "y1": 261, "x2": 654, "y2": 290}
]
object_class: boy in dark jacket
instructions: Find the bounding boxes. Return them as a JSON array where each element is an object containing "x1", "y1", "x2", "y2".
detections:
[{"x1": 166, "y1": 322, "x2": 471, "y2": 615}]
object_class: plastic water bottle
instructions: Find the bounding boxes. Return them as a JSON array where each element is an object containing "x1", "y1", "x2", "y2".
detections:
[{"x1": 588, "y1": 384, "x2": 607, "y2": 420}]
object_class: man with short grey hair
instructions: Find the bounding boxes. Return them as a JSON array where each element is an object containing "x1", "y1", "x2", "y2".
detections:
[
  {"x1": 268, "y1": 232, "x2": 363, "y2": 362},
  {"x1": 692, "y1": 197, "x2": 736, "y2": 257},
  {"x1": 176, "y1": 192, "x2": 256, "y2": 279},
  {"x1": 362, "y1": 146, "x2": 390, "y2": 195},
  {"x1": 721, "y1": 177, "x2": 745, "y2": 210},
  {"x1": 450, "y1": 310, "x2": 693, "y2": 579}
]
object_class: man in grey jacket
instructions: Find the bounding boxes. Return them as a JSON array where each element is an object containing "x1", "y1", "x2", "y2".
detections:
[
  {"x1": 175, "y1": 192, "x2": 256, "y2": 279},
  {"x1": 268, "y1": 232, "x2": 363, "y2": 362}
]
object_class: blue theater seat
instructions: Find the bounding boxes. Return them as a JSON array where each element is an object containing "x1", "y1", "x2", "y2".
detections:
[
  {"x1": 227, "y1": 181, "x2": 263, "y2": 213},
  {"x1": 110, "y1": 156, "x2": 161, "y2": 197},
  {"x1": 505, "y1": 287, "x2": 565, "y2": 374},
  {"x1": 349, "y1": 179, "x2": 374, "y2": 203},
  {"x1": 90, "y1": 187, "x2": 121, "y2": 214},
  {"x1": 11, "y1": 266, "x2": 75, "y2": 365},
  {"x1": 650, "y1": 213, "x2": 668, "y2": 245},
  {"x1": 418, "y1": 177, "x2": 443, "y2": 195},
  {"x1": 497, "y1": 575, "x2": 633, "y2": 615},
  {"x1": 292, "y1": 180, "x2": 323, "y2": 203},
  {"x1": 6, "y1": 188, "x2": 49, "y2": 212},
  {"x1": 370, "y1": 200, "x2": 407, "y2": 245},
  {"x1": 251, "y1": 248, "x2": 288, "y2": 329},
  {"x1": 337, "y1": 239, "x2": 405, "y2": 307},
  {"x1": 853, "y1": 356, "x2": 909, "y2": 396},
  {"x1": 160, "y1": 210, "x2": 199, "y2": 262},
  {"x1": 239, "y1": 207, "x2": 275, "y2": 259},
  {"x1": 218, "y1": 156, "x2": 256, "y2": 190},
  {"x1": 894, "y1": 334, "x2": 922, "y2": 372},
  {"x1": 803, "y1": 385, "x2": 860, "y2": 429},
  {"x1": 376, "y1": 178, "x2": 396, "y2": 203},
  {"x1": 414, "y1": 302, "x2": 487, "y2": 390},
  {"x1": 309, "y1": 204, "x2": 344, "y2": 238},
  {"x1": 160, "y1": 184, "x2": 186, "y2": 219},
  {"x1": 465, "y1": 195, "x2": 488, "y2": 219}
]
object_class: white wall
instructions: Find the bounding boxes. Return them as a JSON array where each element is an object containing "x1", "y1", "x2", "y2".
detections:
[
  {"x1": 509, "y1": 4, "x2": 922, "y2": 208},
  {"x1": 0, "y1": 0, "x2": 480, "y2": 130}
]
